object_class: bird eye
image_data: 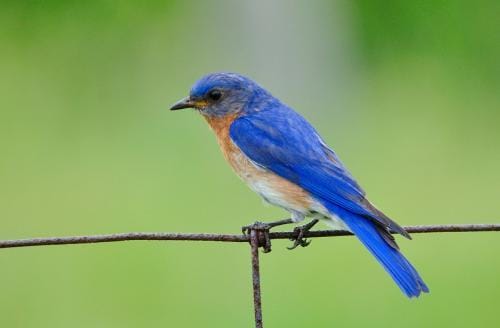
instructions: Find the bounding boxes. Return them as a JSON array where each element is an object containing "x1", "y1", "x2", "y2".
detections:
[{"x1": 208, "y1": 89, "x2": 222, "y2": 101}]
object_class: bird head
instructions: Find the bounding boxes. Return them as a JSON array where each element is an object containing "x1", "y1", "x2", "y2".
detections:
[{"x1": 170, "y1": 72, "x2": 271, "y2": 117}]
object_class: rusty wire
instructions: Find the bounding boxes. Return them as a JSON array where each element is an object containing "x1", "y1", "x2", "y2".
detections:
[
  {"x1": 0, "y1": 224, "x2": 499, "y2": 249},
  {"x1": 1, "y1": 223, "x2": 499, "y2": 328},
  {"x1": 250, "y1": 229, "x2": 264, "y2": 328}
]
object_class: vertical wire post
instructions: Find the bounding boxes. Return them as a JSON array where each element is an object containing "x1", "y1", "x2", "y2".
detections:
[{"x1": 250, "y1": 229, "x2": 264, "y2": 328}]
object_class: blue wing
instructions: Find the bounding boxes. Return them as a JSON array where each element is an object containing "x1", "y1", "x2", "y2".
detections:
[
  {"x1": 229, "y1": 104, "x2": 409, "y2": 239},
  {"x1": 230, "y1": 104, "x2": 429, "y2": 297}
]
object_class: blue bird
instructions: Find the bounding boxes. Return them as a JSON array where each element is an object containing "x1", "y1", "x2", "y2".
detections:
[{"x1": 170, "y1": 72, "x2": 429, "y2": 298}]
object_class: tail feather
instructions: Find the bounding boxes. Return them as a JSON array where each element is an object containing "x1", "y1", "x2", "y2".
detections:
[{"x1": 327, "y1": 205, "x2": 429, "y2": 298}]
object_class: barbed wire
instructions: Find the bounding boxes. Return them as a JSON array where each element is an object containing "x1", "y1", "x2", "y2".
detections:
[{"x1": 1, "y1": 223, "x2": 499, "y2": 328}]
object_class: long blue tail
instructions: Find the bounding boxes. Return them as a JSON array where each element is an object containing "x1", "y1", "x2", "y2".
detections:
[{"x1": 329, "y1": 206, "x2": 429, "y2": 298}]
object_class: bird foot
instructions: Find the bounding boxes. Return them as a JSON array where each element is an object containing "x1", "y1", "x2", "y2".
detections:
[
  {"x1": 242, "y1": 221, "x2": 273, "y2": 253},
  {"x1": 287, "y1": 219, "x2": 319, "y2": 250}
]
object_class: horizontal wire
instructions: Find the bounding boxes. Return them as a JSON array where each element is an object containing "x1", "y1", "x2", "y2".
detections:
[{"x1": 0, "y1": 224, "x2": 499, "y2": 249}]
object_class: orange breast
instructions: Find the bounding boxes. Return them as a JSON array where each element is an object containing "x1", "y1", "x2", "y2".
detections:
[{"x1": 204, "y1": 114, "x2": 312, "y2": 211}]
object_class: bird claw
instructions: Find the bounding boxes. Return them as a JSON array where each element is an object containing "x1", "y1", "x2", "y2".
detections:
[
  {"x1": 242, "y1": 221, "x2": 270, "y2": 235},
  {"x1": 287, "y1": 226, "x2": 312, "y2": 250},
  {"x1": 242, "y1": 221, "x2": 273, "y2": 253},
  {"x1": 287, "y1": 219, "x2": 319, "y2": 250},
  {"x1": 242, "y1": 218, "x2": 318, "y2": 252}
]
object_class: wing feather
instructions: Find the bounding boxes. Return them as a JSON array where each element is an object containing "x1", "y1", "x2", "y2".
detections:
[{"x1": 229, "y1": 106, "x2": 410, "y2": 239}]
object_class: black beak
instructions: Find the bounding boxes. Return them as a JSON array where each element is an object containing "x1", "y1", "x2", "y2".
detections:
[{"x1": 170, "y1": 97, "x2": 195, "y2": 111}]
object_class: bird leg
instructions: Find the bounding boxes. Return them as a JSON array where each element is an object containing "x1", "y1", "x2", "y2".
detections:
[
  {"x1": 287, "y1": 219, "x2": 320, "y2": 250},
  {"x1": 242, "y1": 218, "x2": 294, "y2": 253},
  {"x1": 241, "y1": 218, "x2": 294, "y2": 234}
]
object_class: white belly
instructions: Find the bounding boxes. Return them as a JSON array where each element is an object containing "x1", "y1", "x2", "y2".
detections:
[
  {"x1": 229, "y1": 142, "x2": 350, "y2": 231},
  {"x1": 243, "y1": 165, "x2": 350, "y2": 231}
]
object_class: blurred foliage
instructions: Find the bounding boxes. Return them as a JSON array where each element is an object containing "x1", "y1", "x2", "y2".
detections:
[
  {"x1": 356, "y1": 0, "x2": 499, "y2": 83},
  {"x1": 0, "y1": 1, "x2": 499, "y2": 327}
]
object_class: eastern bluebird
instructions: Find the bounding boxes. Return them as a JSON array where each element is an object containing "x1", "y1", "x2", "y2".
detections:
[{"x1": 170, "y1": 72, "x2": 429, "y2": 298}]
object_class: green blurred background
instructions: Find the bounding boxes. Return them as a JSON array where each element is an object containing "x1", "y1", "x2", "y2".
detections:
[{"x1": 1, "y1": 1, "x2": 499, "y2": 327}]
